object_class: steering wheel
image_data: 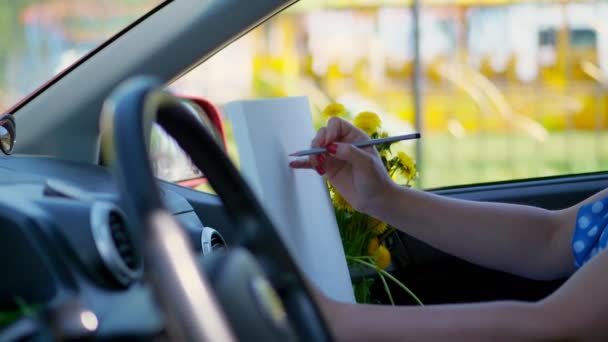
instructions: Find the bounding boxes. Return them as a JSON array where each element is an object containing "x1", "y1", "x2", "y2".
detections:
[{"x1": 100, "y1": 77, "x2": 333, "y2": 342}]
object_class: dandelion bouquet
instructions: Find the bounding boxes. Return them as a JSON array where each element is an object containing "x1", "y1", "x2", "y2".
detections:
[{"x1": 320, "y1": 103, "x2": 422, "y2": 305}]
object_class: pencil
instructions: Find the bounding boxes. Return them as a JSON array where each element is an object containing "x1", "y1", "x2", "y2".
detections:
[{"x1": 288, "y1": 133, "x2": 421, "y2": 157}]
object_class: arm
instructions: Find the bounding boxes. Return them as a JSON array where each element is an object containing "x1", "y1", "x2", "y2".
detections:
[
  {"x1": 312, "y1": 185, "x2": 608, "y2": 341},
  {"x1": 364, "y1": 185, "x2": 608, "y2": 280},
  {"x1": 319, "y1": 249, "x2": 608, "y2": 341},
  {"x1": 323, "y1": 297, "x2": 547, "y2": 342}
]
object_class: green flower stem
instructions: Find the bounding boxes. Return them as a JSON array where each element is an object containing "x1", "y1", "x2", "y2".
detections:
[
  {"x1": 377, "y1": 271, "x2": 395, "y2": 305},
  {"x1": 378, "y1": 227, "x2": 396, "y2": 243},
  {"x1": 347, "y1": 256, "x2": 424, "y2": 306}
]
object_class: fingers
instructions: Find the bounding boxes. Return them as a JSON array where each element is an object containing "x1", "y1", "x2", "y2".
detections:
[
  {"x1": 315, "y1": 155, "x2": 326, "y2": 175},
  {"x1": 308, "y1": 127, "x2": 328, "y2": 175},
  {"x1": 289, "y1": 155, "x2": 326, "y2": 176},
  {"x1": 325, "y1": 117, "x2": 345, "y2": 144},
  {"x1": 290, "y1": 118, "x2": 368, "y2": 175},
  {"x1": 311, "y1": 127, "x2": 327, "y2": 148},
  {"x1": 326, "y1": 142, "x2": 372, "y2": 168},
  {"x1": 289, "y1": 159, "x2": 313, "y2": 169},
  {"x1": 325, "y1": 117, "x2": 368, "y2": 145}
]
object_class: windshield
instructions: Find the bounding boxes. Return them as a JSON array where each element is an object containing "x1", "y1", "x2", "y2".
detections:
[{"x1": 0, "y1": 0, "x2": 164, "y2": 114}]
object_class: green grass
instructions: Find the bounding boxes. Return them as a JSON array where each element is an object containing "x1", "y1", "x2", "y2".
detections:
[
  {"x1": 414, "y1": 130, "x2": 608, "y2": 189},
  {"x1": 207, "y1": 123, "x2": 608, "y2": 192}
]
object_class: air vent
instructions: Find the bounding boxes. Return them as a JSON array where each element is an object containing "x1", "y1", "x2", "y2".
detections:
[
  {"x1": 91, "y1": 202, "x2": 141, "y2": 286},
  {"x1": 108, "y1": 211, "x2": 138, "y2": 271},
  {"x1": 201, "y1": 227, "x2": 227, "y2": 256}
]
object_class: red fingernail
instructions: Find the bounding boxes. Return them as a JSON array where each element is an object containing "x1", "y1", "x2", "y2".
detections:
[
  {"x1": 318, "y1": 165, "x2": 326, "y2": 175},
  {"x1": 289, "y1": 161, "x2": 296, "y2": 167},
  {"x1": 315, "y1": 166, "x2": 323, "y2": 175},
  {"x1": 326, "y1": 143, "x2": 338, "y2": 154},
  {"x1": 317, "y1": 154, "x2": 326, "y2": 164}
]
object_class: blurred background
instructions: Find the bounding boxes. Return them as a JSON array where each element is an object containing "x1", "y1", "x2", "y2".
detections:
[{"x1": 3, "y1": 0, "x2": 608, "y2": 189}]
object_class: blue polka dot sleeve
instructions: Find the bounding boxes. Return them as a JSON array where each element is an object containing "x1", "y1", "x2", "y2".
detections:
[{"x1": 572, "y1": 198, "x2": 608, "y2": 268}]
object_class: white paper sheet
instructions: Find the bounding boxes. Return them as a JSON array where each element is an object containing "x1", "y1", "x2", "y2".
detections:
[{"x1": 226, "y1": 96, "x2": 355, "y2": 303}]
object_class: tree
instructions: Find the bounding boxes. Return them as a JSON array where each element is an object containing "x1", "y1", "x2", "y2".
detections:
[{"x1": 0, "y1": 0, "x2": 35, "y2": 108}]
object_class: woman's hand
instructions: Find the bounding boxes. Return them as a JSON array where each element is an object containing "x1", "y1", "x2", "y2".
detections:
[{"x1": 289, "y1": 117, "x2": 394, "y2": 213}]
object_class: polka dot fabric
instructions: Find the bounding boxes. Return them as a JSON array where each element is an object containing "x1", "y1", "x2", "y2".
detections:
[{"x1": 572, "y1": 198, "x2": 608, "y2": 268}]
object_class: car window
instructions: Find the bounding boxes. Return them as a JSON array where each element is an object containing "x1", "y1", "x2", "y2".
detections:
[
  {"x1": 0, "y1": 0, "x2": 164, "y2": 114},
  {"x1": 171, "y1": 0, "x2": 608, "y2": 190}
]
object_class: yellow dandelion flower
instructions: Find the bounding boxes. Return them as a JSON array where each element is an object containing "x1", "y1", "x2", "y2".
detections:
[
  {"x1": 368, "y1": 217, "x2": 387, "y2": 235},
  {"x1": 322, "y1": 103, "x2": 347, "y2": 119},
  {"x1": 367, "y1": 237, "x2": 380, "y2": 255},
  {"x1": 353, "y1": 111, "x2": 381, "y2": 135},
  {"x1": 374, "y1": 245, "x2": 391, "y2": 269},
  {"x1": 397, "y1": 151, "x2": 417, "y2": 181},
  {"x1": 332, "y1": 190, "x2": 353, "y2": 212}
]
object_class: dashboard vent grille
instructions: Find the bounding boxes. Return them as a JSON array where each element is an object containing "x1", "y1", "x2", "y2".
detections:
[
  {"x1": 108, "y1": 211, "x2": 138, "y2": 270},
  {"x1": 210, "y1": 233, "x2": 225, "y2": 252},
  {"x1": 91, "y1": 202, "x2": 141, "y2": 286},
  {"x1": 201, "y1": 227, "x2": 226, "y2": 255}
]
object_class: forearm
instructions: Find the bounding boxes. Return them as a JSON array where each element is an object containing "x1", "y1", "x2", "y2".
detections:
[
  {"x1": 366, "y1": 184, "x2": 569, "y2": 279},
  {"x1": 326, "y1": 299, "x2": 552, "y2": 342},
  {"x1": 315, "y1": 236, "x2": 608, "y2": 342}
]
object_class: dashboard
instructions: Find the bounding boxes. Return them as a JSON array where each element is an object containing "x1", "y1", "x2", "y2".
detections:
[{"x1": 0, "y1": 155, "x2": 227, "y2": 339}]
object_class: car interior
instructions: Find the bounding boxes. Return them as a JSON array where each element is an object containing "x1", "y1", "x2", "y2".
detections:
[{"x1": 2, "y1": 0, "x2": 608, "y2": 340}]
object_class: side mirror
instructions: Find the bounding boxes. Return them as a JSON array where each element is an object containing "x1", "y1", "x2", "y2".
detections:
[
  {"x1": 149, "y1": 96, "x2": 227, "y2": 187},
  {"x1": 0, "y1": 114, "x2": 16, "y2": 155}
]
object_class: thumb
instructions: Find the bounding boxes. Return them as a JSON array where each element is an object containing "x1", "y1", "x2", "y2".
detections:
[{"x1": 328, "y1": 143, "x2": 372, "y2": 168}]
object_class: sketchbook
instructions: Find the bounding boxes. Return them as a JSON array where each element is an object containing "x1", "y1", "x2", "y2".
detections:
[{"x1": 225, "y1": 96, "x2": 355, "y2": 303}]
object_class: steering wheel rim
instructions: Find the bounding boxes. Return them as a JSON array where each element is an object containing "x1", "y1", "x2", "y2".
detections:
[{"x1": 100, "y1": 77, "x2": 333, "y2": 341}]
